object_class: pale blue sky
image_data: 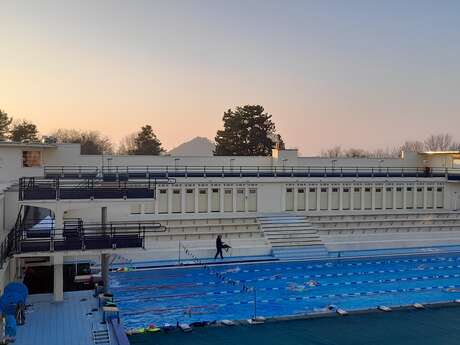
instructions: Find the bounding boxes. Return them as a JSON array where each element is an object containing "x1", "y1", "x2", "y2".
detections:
[{"x1": 1, "y1": 0, "x2": 459, "y2": 154}]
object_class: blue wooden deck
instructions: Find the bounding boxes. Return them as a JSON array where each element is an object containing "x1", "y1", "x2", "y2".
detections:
[{"x1": 16, "y1": 290, "x2": 113, "y2": 345}]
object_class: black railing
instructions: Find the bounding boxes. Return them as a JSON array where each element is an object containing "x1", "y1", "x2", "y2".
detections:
[
  {"x1": 43, "y1": 165, "x2": 460, "y2": 180},
  {"x1": 16, "y1": 220, "x2": 166, "y2": 253},
  {"x1": 19, "y1": 177, "x2": 176, "y2": 201}
]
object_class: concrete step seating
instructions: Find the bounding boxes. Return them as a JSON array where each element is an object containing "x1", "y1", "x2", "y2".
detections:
[
  {"x1": 313, "y1": 211, "x2": 460, "y2": 252},
  {"x1": 311, "y1": 211, "x2": 460, "y2": 236},
  {"x1": 258, "y1": 214, "x2": 328, "y2": 260},
  {"x1": 309, "y1": 211, "x2": 460, "y2": 222},
  {"x1": 147, "y1": 217, "x2": 264, "y2": 241}
]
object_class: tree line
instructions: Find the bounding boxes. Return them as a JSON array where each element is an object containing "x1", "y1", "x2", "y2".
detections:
[
  {"x1": 1, "y1": 107, "x2": 458, "y2": 157},
  {"x1": 321, "y1": 134, "x2": 460, "y2": 158},
  {"x1": 0, "y1": 105, "x2": 283, "y2": 156}
]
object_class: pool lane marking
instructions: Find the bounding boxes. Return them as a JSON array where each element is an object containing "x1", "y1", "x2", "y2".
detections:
[
  {"x1": 121, "y1": 283, "x2": 460, "y2": 314},
  {"x1": 202, "y1": 273, "x2": 460, "y2": 295},
  {"x1": 119, "y1": 273, "x2": 460, "y2": 299},
  {"x1": 182, "y1": 256, "x2": 460, "y2": 277},
  {"x1": 112, "y1": 264, "x2": 460, "y2": 293}
]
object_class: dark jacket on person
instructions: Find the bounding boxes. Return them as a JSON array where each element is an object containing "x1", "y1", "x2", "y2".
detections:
[{"x1": 216, "y1": 237, "x2": 223, "y2": 250}]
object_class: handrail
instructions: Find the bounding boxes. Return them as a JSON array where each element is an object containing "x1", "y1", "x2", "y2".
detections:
[
  {"x1": 16, "y1": 220, "x2": 166, "y2": 254},
  {"x1": 42, "y1": 165, "x2": 460, "y2": 176}
]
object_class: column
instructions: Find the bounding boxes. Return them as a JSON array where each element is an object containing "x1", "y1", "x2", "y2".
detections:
[
  {"x1": 434, "y1": 186, "x2": 438, "y2": 208},
  {"x1": 101, "y1": 206, "x2": 107, "y2": 234},
  {"x1": 168, "y1": 187, "x2": 172, "y2": 214},
  {"x1": 371, "y1": 185, "x2": 376, "y2": 211},
  {"x1": 53, "y1": 254, "x2": 64, "y2": 302},
  {"x1": 413, "y1": 185, "x2": 417, "y2": 209},
  {"x1": 181, "y1": 185, "x2": 185, "y2": 214},
  {"x1": 101, "y1": 253, "x2": 110, "y2": 294},
  {"x1": 423, "y1": 185, "x2": 428, "y2": 209},
  {"x1": 403, "y1": 184, "x2": 407, "y2": 209},
  {"x1": 220, "y1": 185, "x2": 224, "y2": 212},
  {"x1": 281, "y1": 185, "x2": 286, "y2": 211},
  {"x1": 293, "y1": 186, "x2": 298, "y2": 212},
  {"x1": 393, "y1": 186, "x2": 397, "y2": 210},
  {"x1": 382, "y1": 185, "x2": 387, "y2": 209},
  {"x1": 232, "y1": 185, "x2": 237, "y2": 212},
  {"x1": 194, "y1": 186, "x2": 199, "y2": 213},
  {"x1": 339, "y1": 186, "x2": 343, "y2": 211},
  {"x1": 361, "y1": 187, "x2": 365, "y2": 210},
  {"x1": 327, "y1": 185, "x2": 332, "y2": 211},
  {"x1": 350, "y1": 186, "x2": 355, "y2": 210},
  {"x1": 316, "y1": 184, "x2": 321, "y2": 211},
  {"x1": 208, "y1": 186, "x2": 212, "y2": 213},
  {"x1": 305, "y1": 186, "x2": 310, "y2": 211},
  {"x1": 54, "y1": 204, "x2": 64, "y2": 232}
]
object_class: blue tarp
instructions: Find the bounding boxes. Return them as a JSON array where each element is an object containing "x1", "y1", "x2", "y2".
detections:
[{"x1": 0, "y1": 282, "x2": 28, "y2": 315}]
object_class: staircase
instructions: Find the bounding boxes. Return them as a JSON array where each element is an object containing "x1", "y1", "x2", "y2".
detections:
[
  {"x1": 92, "y1": 328, "x2": 110, "y2": 345},
  {"x1": 258, "y1": 214, "x2": 329, "y2": 260}
]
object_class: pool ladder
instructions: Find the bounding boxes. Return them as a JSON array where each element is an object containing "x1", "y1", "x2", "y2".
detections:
[{"x1": 92, "y1": 324, "x2": 111, "y2": 345}]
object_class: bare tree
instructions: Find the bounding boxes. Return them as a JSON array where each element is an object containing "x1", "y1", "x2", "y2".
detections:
[
  {"x1": 424, "y1": 133, "x2": 459, "y2": 151},
  {"x1": 321, "y1": 146, "x2": 342, "y2": 158},
  {"x1": 118, "y1": 133, "x2": 137, "y2": 154},
  {"x1": 399, "y1": 141, "x2": 425, "y2": 153},
  {"x1": 50, "y1": 129, "x2": 113, "y2": 155},
  {"x1": 343, "y1": 148, "x2": 367, "y2": 158}
]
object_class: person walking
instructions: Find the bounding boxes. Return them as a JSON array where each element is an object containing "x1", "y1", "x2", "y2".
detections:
[{"x1": 214, "y1": 235, "x2": 231, "y2": 259}]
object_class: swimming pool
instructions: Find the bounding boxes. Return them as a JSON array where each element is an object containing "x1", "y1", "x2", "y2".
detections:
[{"x1": 110, "y1": 253, "x2": 460, "y2": 330}]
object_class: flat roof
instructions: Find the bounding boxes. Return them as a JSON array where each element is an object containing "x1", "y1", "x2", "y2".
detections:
[
  {"x1": 422, "y1": 151, "x2": 460, "y2": 155},
  {"x1": 0, "y1": 141, "x2": 56, "y2": 148}
]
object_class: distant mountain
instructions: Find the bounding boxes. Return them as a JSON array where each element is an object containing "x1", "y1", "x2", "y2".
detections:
[{"x1": 168, "y1": 137, "x2": 215, "y2": 156}]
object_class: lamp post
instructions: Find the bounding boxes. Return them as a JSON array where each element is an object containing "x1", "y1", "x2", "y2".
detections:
[
  {"x1": 332, "y1": 159, "x2": 337, "y2": 170},
  {"x1": 174, "y1": 158, "x2": 180, "y2": 174},
  {"x1": 230, "y1": 158, "x2": 235, "y2": 172},
  {"x1": 282, "y1": 159, "x2": 288, "y2": 171}
]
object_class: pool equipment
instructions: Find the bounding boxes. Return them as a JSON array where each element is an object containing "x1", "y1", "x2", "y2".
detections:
[
  {"x1": 336, "y1": 309, "x2": 348, "y2": 316},
  {"x1": 179, "y1": 323, "x2": 192, "y2": 332}
]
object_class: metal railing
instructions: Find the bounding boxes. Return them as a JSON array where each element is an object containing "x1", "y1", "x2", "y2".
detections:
[
  {"x1": 19, "y1": 177, "x2": 176, "y2": 201},
  {"x1": 43, "y1": 165, "x2": 460, "y2": 180},
  {"x1": 16, "y1": 220, "x2": 166, "y2": 253}
]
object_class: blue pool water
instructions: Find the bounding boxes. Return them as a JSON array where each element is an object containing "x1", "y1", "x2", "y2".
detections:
[{"x1": 110, "y1": 253, "x2": 460, "y2": 330}]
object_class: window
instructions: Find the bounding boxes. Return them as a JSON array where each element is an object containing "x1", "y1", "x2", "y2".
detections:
[
  {"x1": 354, "y1": 188, "x2": 360, "y2": 192},
  {"x1": 365, "y1": 188, "x2": 371, "y2": 192},
  {"x1": 396, "y1": 187, "x2": 402, "y2": 192},
  {"x1": 343, "y1": 188, "x2": 349, "y2": 193},
  {"x1": 286, "y1": 188, "x2": 293, "y2": 193},
  {"x1": 321, "y1": 188, "x2": 327, "y2": 192},
  {"x1": 376, "y1": 188, "x2": 382, "y2": 193},
  {"x1": 309, "y1": 188, "x2": 316, "y2": 192},
  {"x1": 427, "y1": 187, "x2": 433, "y2": 191},
  {"x1": 298, "y1": 188, "x2": 305, "y2": 193},
  {"x1": 407, "y1": 187, "x2": 412, "y2": 192},
  {"x1": 417, "y1": 188, "x2": 423, "y2": 192},
  {"x1": 437, "y1": 187, "x2": 443, "y2": 192},
  {"x1": 332, "y1": 188, "x2": 338, "y2": 192},
  {"x1": 386, "y1": 187, "x2": 392, "y2": 192},
  {"x1": 22, "y1": 151, "x2": 41, "y2": 167}
]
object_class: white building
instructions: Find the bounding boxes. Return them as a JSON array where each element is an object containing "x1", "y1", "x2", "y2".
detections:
[{"x1": 1, "y1": 142, "x2": 460, "y2": 300}]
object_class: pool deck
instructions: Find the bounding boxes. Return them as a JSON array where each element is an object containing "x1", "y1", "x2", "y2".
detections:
[{"x1": 17, "y1": 290, "x2": 114, "y2": 345}]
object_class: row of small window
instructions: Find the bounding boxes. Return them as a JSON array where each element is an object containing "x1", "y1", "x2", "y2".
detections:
[
  {"x1": 287, "y1": 187, "x2": 443, "y2": 193},
  {"x1": 285, "y1": 186, "x2": 444, "y2": 211},
  {"x1": 131, "y1": 188, "x2": 258, "y2": 214}
]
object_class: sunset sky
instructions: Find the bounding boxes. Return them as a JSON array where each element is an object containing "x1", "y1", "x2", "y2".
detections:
[{"x1": 1, "y1": 0, "x2": 459, "y2": 155}]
